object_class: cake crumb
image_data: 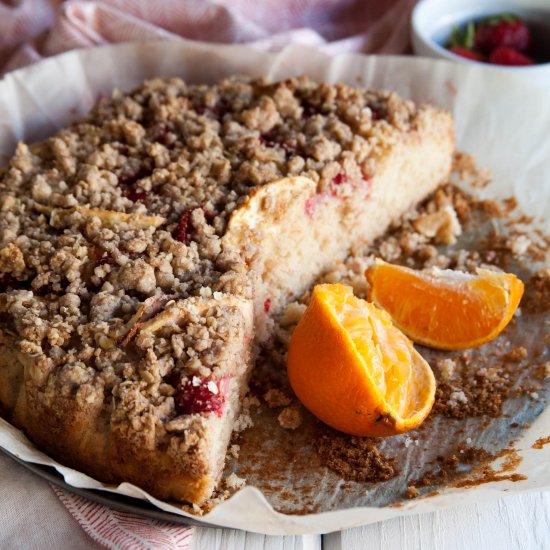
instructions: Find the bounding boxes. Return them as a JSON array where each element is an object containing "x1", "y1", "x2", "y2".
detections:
[
  {"x1": 233, "y1": 395, "x2": 260, "y2": 432},
  {"x1": 447, "y1": 390, "x2": 468, "y2": 407},
  {"x1": 406, "y1": 486, "x2": 419, "y2": 499},
  {"x1": 507, "y1": 234, "x2": 531, "y2": 257},
  {"x1": 263, "y1": 388, "x2": 291, "y2": 408},
  {"x1": 225, "y1": 473, "x2": 246, "y2": 490},
  {"x1": 279, "y1": 302, "x2": 307, "y2": 327},
  {"x1": 413, "y1": 205, "x2": 461, "y2": 245},
  {"x1": 278, "y1": 407, "x2": 303, "y2": 430},
  {"x1": 503, "y1": 347, "x2": 528, "y2": 362},
  {"x1": 229, "y1": 444, "x2": 240, "y2": 459},
  {"x1": 437, "y1": 358, "x2": 457, "y2": 381},
  {"x1": 379, "y1": 237, "x2": 401, "y2": 261}
]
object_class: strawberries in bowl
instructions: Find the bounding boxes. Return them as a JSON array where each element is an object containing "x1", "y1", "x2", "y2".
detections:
[{"x1": 446, "y1": 14, "x2": 536, "y2": 66}]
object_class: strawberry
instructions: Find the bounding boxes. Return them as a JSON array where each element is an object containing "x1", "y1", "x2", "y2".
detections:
[
  {"x1": 122, "y1": 186, "x2": 148, "y2": 202},
  {"x1": 474, "y1": 17, "x2": 531, "y2": 53},
  {"x1": 449, "y1": 46, "x2": 485, "y2": 62},
  {"x1": 332, "y1": 172, "x2": 348, "y2": 185},
  {"x1": 175, "y1": 376, "x2": 227, "y2": 416},
  {"x1": 489, "y1": 46, "x2": 534, "y2": 66}
]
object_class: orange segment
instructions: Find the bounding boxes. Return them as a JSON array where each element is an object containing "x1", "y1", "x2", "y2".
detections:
[
  {"x1": 366, "y1": 259, "x2": 524, "y2": 351},
  {"x1": 287, "y1": 284, "x2": 435, "y2": 437}
]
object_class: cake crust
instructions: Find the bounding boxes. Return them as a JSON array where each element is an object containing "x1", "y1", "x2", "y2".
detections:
[{"x1": 0, "y1": 76, "x2": 454, "y2": 504}]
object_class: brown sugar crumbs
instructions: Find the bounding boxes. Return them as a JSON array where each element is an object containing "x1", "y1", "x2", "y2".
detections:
[
  {"x1": 532, "y1": 436, "x2": 550, "y2": 449},
  {"x1": 316, "y1": 429, "x2": 398, "y2": 483},
  {"x1": 522, "y1": 268, "x2": 550, "y2": 314},
  {"x1": 409, "y1": 445, "x2": 494, "y2": 489}
]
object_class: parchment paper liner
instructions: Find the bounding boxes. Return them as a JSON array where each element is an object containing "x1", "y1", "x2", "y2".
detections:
[{"x1": 0, "y1": 40, "x2": 548, "y2": 535}]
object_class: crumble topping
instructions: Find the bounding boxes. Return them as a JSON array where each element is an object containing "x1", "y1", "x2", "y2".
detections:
[
  {"x1": 278, "y1": 407, "x2": 303, "y2": 430},
  {"x1": 316, "y1": 430, "x2": 398, "y2": 483},
  {"x1": 0, "y1": 76, "x2": 421, "y2": 452}
]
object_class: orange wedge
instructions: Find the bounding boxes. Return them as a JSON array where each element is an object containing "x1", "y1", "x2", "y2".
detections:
[
  {"x1": 287, "y1": 284, "x2": 435, "y2": 437},
  {"x1": 366, "y1": 259, "x2": 524, "y2": 351}
]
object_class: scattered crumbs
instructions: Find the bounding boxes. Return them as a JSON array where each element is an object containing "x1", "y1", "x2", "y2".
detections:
[
  {"x1": 413, "y1": 205, "x2": 461, "y2": 245},
  {"x1": 507, "y1": 234, "x2": 531, "y2": 257},
  {"x1": 503, "y1": 197, "x2": 518, "y2": 212},
  {"x1": 503, "y1": 347, "x2": 528, "y2": 362},
  {"x1": 433, "y1": 355, "x2": 514, "y2": 419},
  {"x1": 233, "y1": 395, "x2": 260, "y2": 432},
  {"x1": 522, "y1": 268, "x2": 550, "y2": 314},
  {"x1": 250, "y1": 157, "x2": 549, "y2": 510},
  {"x1": 452, "y1": 151, "x2": 492, "y2": 188},
  {"x1": 263, "y1": 388, "x2": 291, "y2": 408},
  {"x1": 447, "y1": 390, "x2": 468, "y2": 407},
  {"x1": 532, "y1": 436, "x2": 550, "y2": 450},
  {"x1": 316, "y1": 430, "x2": 398, "y2": 482},
  {"x1": 524, "y1": 423, "x2": 532, "y2": 429},
  {"x1": 499, "y1": 450, "x2": 523, "y2": 473},
  {"x1": 278, "y1": 407, "x2": 303, "y2": 430},
  {"x1": 229, "y1": 444, "x2": 240, "y2": 459},
  {"x1": 437, "y1": 358, "x2": 457, "y2": 381},
  {"x1": 225, "y1": 472, "x2": 246, "y2": 490},
  {"x1": 411, "y1": 445, "x2": 494, "y2": 488},
  {"x1": 480, "y1": 199, "x2": 503, "y2": 218},
  {"x1": 452, "y1": 449, "x2": 527, "y2": 489},
  {"x1": 454, "y1": 473, "x2": 527, "y2": 488}
]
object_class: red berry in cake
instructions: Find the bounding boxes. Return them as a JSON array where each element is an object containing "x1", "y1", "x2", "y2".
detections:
[
  {"x1": 332, "y1": 173, "x2": 347, "y2": 185},
  {"x1": 264, "y1": 298, "x2": 272, "y2": 313},
  {"x1": 173, "y1": 209, "x2": 194, "y2": 244},
  {"x1": 175, "y1": 376, "x2": 227, "y2": 416},
  {"x1": 474, "y1": 18, "x2": 531, "y2": 53},
  {"x1": 122, "y1": 186, "x2": 148, "y2": 202},
  {"x1": 449, "y1": 46, "x2": 485, "y2": 62},
  {"x1": 489, "y1": 46, "x2": 534, "y2": 66}
]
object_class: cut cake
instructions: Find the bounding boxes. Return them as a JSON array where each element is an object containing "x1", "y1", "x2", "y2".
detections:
[{"x1": 0, "y1": 76, "x2": 454, "y2": 504}]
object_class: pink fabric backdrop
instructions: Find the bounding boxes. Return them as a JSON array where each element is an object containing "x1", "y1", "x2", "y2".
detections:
[{"x1": 0, "y1": 0, "x2": 417, "y2": 75}]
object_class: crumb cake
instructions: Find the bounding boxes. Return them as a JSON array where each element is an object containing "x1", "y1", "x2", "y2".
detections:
[{"x1": 0, "y1": 76, "x2": 454, "y2": 504}]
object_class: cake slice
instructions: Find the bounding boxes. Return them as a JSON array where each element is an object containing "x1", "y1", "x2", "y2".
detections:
[{"x1": 0, "y1": 76, "x2": 453, "y2": 505}]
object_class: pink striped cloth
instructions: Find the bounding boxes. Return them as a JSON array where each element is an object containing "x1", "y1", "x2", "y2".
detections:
[
  {"x1": 0, "y1": 0, "x2": 417, "y2": 74},
  {"x1": 52, "y1": 485, "x2": 193, "y2": 549},
  {"x1": 0, "y1": 1, "x2": 415, "y2": 547}
]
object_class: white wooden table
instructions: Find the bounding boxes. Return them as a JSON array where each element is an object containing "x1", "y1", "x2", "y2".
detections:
[
  {"x1": 1, "y1": 453, "x2": 549, "y2": 549},
  {"x1": 192, "y1": 492, "x2": 550, "y2": 550}
]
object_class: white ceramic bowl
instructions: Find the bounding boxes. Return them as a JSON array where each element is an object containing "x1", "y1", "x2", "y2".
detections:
[{"x1": 411, "y1": 0, "x2": 550, "y2": 88}]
